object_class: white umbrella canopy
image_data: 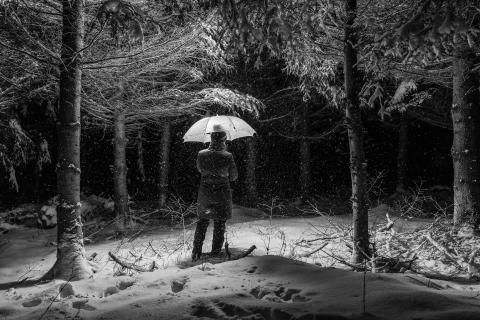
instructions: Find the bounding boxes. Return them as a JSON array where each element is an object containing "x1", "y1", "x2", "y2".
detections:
[{"x1": 183, "y1": 115, "x2": 256, "y2": 143}]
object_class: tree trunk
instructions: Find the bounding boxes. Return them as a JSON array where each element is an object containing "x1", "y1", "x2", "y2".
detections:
[
  {"x1": 299, "y1": 139, "x2": 311, "y2": 201},
  {"x1": 44, "y1": 0, "x2": 91, "y2": 281},
  {"x1": 344, "y1": 0, "x2": 369, "y2": 263},
  {"x1": 137, "y1": 129, "x2": 146, "y2": 183},
  {"x1": 244, "y1": 137, "x2": 257, "y2": 206},
  {"x1": 299, "y1": 104, "x2": 311, "y2": 202},
  {"x1": 34, "y1": 138, "x2": 51, "y2": 202},
  {"x1": 451, "y1": 44, "x2": 480, "y2": 230},
  {"x1": 158, "y1": 121, "x2": 171, "y2": 208},
  {"x1": 34, "y1": 152, "x2": 42, "y2": 203},
  {"x1": 113, "y1": 109, "x2": 131, "y2": 228},
  {"x1": 396, "y1": 113, "x2": 408, "y2": 193}
]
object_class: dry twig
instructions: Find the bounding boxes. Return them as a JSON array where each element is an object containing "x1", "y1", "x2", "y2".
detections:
[{"x1": 108, "y1": 251, "x2": 156, "y2": 272}]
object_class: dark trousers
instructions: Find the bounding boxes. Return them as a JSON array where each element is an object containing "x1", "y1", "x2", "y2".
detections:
[{"x1": 192, "y1": 218, "x2": 226, "y2": 256}]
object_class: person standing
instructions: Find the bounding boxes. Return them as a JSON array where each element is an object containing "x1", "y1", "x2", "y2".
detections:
[{"x1": 192, "y1": 124, "x2": 238, "y2": 261}]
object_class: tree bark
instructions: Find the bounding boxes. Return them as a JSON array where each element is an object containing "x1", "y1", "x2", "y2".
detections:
[
  {"x1": 344, "y1": 0, "x2": 369, "y2": 263},
  {"x1": 158, "y1": 120, "x2": 171, "y2": 208},
  {"x1": 33, "y1": 142, "x2": 42, "y2": 203},
  {"x1": 34, "y1": 138, "x2": 51, "y2": 202},
  {"x1": 396, "y1": 113, "x2": 408, "y2": 193},
  {"x1": 113, "y1": 108, "x2": 131, "y2": 228},
  {"x1": 244, "y1": 137, "x2": 257, "y2": 206},
  {"x1": 44, "y1": 0, "x2": 91, "y2": 281},
  {"x1": 136, "y1": 129, "x2": 146, "y2": 183},
  {"x1": 299, "y1": 104, "x2": 311, "y2": 202},
  {"x1": 451, "y1": 44, "x2": 480, "y2": 230}
]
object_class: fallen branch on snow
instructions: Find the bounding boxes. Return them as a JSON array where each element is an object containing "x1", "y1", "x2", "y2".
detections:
[
  {"x1": 230, "y1": 245, "x2": 257, "y2": 260},
  {"x1": 298, "y1": 242, "x2": 328, "y2": 258},
  {"x1": 425, "y1": 233, "x2": 479, "y2": 275},
  {"x1": 108, "y1": 251, "x2": 157, "y2": 272}
]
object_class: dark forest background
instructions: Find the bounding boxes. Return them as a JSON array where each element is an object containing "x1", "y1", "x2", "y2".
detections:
[{"x1": 0, "y1": 60, "x2": 452, "y2": 207}]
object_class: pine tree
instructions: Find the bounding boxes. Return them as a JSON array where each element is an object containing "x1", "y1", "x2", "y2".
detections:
[{"x1": 45, "y1": 0, "x2": 91, "y2": 281}]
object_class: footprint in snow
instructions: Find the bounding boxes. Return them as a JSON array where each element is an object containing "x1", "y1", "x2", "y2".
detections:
[
  {"x1": 246, "y1": 265, "x2": 258, "y2": 273},
  {"x1": 250, "y1": 286, "x2": 310, "y2": 303},
  {"x1": 22, "y1": 298, "x2": 42, "y2": 308},
  {"x1": 72, "y1": 300, "x2": 96, "y2": 311},
  {"x1": 171, "y1": 276, "x2": 190, "y2": 293},
  {"x1": 116, "y1": 279, "x2": 136, "y2": 290},
  {"x1": 102, "y1": 286, "x2": 119, "y2": 297}
]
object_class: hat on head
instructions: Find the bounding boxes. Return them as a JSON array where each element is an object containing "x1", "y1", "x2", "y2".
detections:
[{"x1": 211, "y1": 124, "x2": 227, "y2": 133}]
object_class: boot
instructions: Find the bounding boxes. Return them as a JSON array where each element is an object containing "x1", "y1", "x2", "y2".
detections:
[{"x1": 191, "y1": 251, "x2": 202, "y2": 262}]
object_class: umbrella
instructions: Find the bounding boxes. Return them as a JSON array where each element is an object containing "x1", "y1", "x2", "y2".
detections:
[{"x1": 183, "y1": 115, "x2": 256, "y2": 143}]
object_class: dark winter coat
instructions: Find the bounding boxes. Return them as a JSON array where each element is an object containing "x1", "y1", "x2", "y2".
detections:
[{"x1": 196, "y1": 143, "x2": 238, "y2": 220}]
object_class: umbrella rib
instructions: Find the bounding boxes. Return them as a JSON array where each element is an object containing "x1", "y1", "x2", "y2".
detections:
[
  {"x1": 227, "y1": 116, "x2": 237, "y2": 130},
  {"x1": 204, "y1": 116, "x2": 212, "y2": 143}
]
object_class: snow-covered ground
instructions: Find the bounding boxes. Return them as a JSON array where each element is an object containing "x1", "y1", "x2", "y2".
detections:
[{"x1": 1, "y1": 205, "x2": 480, "y2": 319}]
